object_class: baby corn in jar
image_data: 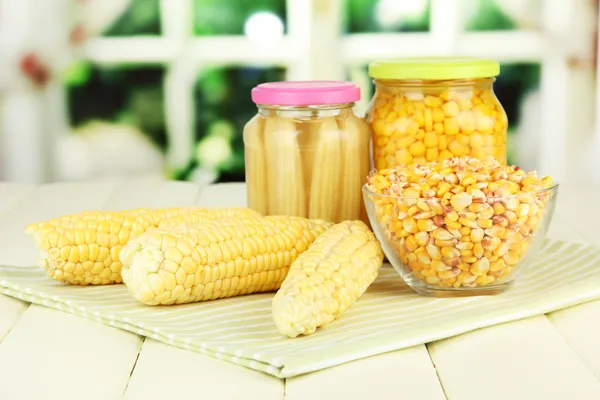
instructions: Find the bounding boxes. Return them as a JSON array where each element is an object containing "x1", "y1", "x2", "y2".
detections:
[
  {"x1": 366, "y1": 57, "x2": 508, "y2": 170},
  {"x1": 244, "y1": 81, "x2": 371, "y2": 223}
]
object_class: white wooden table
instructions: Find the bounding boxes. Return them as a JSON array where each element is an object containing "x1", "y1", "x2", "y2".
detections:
[{"x1": 0, "y1": 176, "x2": 599, "y2": 400}]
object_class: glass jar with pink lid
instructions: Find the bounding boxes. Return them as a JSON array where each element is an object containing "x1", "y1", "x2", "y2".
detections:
[{"x1": 244, "y1": 81, "x2": 371, "y2": 223}]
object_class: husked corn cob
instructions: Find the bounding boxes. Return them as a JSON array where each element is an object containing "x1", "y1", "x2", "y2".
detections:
[
  {"x1": 309, "y1": 117, "x2": 341, "y2": 221},
  {"x1": 296, "y1": 118, "x2": 320, "y2": 202},
  {"x1": 263, "y1": 116, "x2": 306, "y2": 217},
  {"x1": 25, "y1": 207, "x2": 262, "y2": 285},
  {"x1": 119, "y1": 216, "x2": 333, "y2": 306},
  {"x1": 244, "y1": 115, "x2": 269, "y2": 215},
  {"x1": 272, "y1": 220, "x2": 384, "y2": 338}
]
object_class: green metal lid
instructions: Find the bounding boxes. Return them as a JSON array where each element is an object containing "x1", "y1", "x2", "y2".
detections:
[{"x1": 368, "y1": 57, "x2": 500, "y2": 80}]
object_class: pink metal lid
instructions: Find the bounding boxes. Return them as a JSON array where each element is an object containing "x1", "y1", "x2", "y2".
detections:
[{"x1": 251, "y1": 81, "x2": 361, "y2": 106}]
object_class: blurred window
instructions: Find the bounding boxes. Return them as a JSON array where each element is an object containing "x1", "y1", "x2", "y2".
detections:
[{"x1": 57, "y1": 0, "x2": 584, "y2": 184}]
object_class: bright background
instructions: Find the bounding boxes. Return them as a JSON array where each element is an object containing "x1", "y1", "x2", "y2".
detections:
[{"x1": 0, "y1": 0, "x2": 598, "y2": 186}]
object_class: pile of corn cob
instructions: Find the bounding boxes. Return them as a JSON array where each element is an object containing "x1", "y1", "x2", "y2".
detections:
[{"x1": 25, "y1": 206, "x2": 384, "y2": 338}]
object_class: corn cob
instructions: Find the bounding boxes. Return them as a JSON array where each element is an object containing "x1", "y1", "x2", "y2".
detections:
[
  {"x1": 272, "y1": 220, "x2": 384, "y2": 338},
  {"x1": 308, "y1": 117, "x2": 341, "y2": 221},
  {"x1": 263, "y1": 116, "x2": 306, "y2": 217},
  {"x1": 243, "y1": 115, "x2": 269, "y2": 215},
  {"x1": 296, "y1": 118, "x2": 320, "y2": 208},
  {"x1": 119, "y1": 216, "x2": 333, "y2": 305},
  {"x1": 336, "y1": 114, "x2": 370, "y2": 222},
  {"x1": 25, "y1": 207, "x2": 261, "y2": 285}
]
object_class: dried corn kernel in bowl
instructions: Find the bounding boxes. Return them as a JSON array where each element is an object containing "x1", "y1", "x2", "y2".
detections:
[
  {"x1": 362, "y1": 156, "x2": 559, "y2": 297},
  {"x1": 365, "y1": 57, "x2": 508, "y2": 170}
]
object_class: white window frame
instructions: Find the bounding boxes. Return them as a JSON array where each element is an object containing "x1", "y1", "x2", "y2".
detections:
[{"x1": 0, "y1": 0, "x2": 596, "y2": 184}]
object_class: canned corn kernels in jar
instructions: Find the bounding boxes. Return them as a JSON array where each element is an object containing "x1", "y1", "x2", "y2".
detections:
[{"x1": 365, "y1": 57, "x2": 508, "y2": 170}]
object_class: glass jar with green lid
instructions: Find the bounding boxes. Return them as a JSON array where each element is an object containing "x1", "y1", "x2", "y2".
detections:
[{"x1": 365, "y1": 57, "x2": 508, "y2": 170}]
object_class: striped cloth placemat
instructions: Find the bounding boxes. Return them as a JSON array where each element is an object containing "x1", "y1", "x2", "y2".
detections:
[{"x1": 0, "y1": 239, "x2": 599, "y2": 378}]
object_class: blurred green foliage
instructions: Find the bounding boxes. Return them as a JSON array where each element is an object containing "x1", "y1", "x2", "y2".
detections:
[
  {"x1": 464, "y1": 0, "x2": 516, "y2": 31},
  {"x1": 67, "y1": 66, "x2": 167, "y2": 148},
  {"x1": 344, "y1": 0, "x2": 430, "y2": 33},
  {"x1": 193, "y1": 0, "x2": 286, "y2": 35},
  {"x1": 104, "y1": 0, "x2": 161, "y2": 36},
  {"x1": 65, "y1": 0, "x2": 540, "y2": 181}
]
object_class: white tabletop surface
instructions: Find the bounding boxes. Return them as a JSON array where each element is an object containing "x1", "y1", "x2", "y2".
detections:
[{"x1": 0, "y1": 176, "x2": 599, "y2": 400}]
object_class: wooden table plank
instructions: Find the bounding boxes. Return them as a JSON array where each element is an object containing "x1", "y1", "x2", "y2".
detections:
[
  {"x1": 102, "y1": 175, "x2": 203, "y2": 209},
  {"x1": 123, "y1": 340, "x2": 284, "y2": 400},
  {"x1": 553, "y1": 184, "x2": 600, "y2": 246},
  {"x1": 428, "y1": 316, "x2": 600, "y2": 400},
  {"x1": 194, "y1": 182, "x2": 247, "y2": 207},
  {"x1": 0, "y1": 179, "x2": 145, "y2": 400},
  {"x1": 547, "y1": 299, "x2": 600, "y2": 378},
  {"x1": 0, "y1": 306, "x2": 141, "y2": 400},
  {"x1": 123, "y1": 181, "x2": 284, "y2": 400},
  {"x1": 0, "y1": 183, "x2": 34, "y2": 214},
  {"x1": 0, "y1": 291, "x2": 28, "y2": 343},
  {"x1": 286, "y1": 345, "x2": 446, "y2": 400},
  {"x1": 0, "y1": 183, "x2": 35, "y2": 342}
]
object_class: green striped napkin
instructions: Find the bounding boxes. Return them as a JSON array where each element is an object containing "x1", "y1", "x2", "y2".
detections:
[{"x1": 1, "y1": 239, "x2": 599, "y2": 378}]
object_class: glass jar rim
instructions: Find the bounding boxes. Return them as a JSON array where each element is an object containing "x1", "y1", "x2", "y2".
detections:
[
  {"x1": 361, "y1": 182, "x2": 559, "y2": 201},
  {"x1": 251, "y1": 80, "x2": 361, "y2": 106},
  {"x1": 372, "y1": 77, "x2": 496, "y2": 88},
  {"x1": 368, "y1": 57, "x2": 500, "y2": 81}
]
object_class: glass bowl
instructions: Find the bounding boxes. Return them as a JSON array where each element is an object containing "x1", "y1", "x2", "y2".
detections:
[{"x1": 362, "y1": 183, "x2": 559, "y2": 297}]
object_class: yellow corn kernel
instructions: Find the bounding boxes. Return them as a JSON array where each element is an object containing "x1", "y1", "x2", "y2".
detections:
[
  {"x1": 473, "y1": 243, "x2": 484, "y2": 258},
  {"x1": 448, "y1": 140, "x2": 468, "y2": 156},
  {"x1": 477, "y1": 218, "x2": 493, "y2": 229},
  {"x1": 408, "y1": 141, "x2": 426, "y2": 157},
  {"x1": 426, "y1": 148, "x2": 439, "y2": 162},
  {"x1": 441, "y1": 247, "x2": 460, "y2": 259},
  {"x1": 432, "y1": 228, "x2": 454, "y2": 241},
  {"x1": 417, "y1": 219, "x2": 436, "y2": 232},
  {"x1": 120, "y1": 215, "x2": 333, "y2": 306},
  {"x1": 271, "y1": 220, "x2": 384, "y2": 338},
  {"x1": 470, "y1": 228, "x2": 484, "y2": 243},
  {"x1": 458, "y1": 217, "x2": 478, "y2": 229},
  {"x1": 470, "y1": 257, "x2": 490, "y2": 276},
  {"x1": 444, "y1": 118, "x2": 459, "y2": 135},
  {"x1": 459, "y1": 249, "x2": 474, "y2": 258},
  {"x1": 424, "y1": 109, "x2": 433, "y2": 131},
  {"x1": 456, "y1": 241, "x2": 474, "y2": 250},
  {"x1": 459, "y1": 226, "x2": 471, "y2": 236},
  {"x1": 424, "y1": 131, "x2": 438, "y2": 148},
  {"x1": 445, "y1": 219, "x2": 462, "y2": 230},
  {"x1": 395, "y1": 149, "x2": 414, "y2": 166},
  {"x1": 450, "y1": 192, "x2": 473, "y2": 211},
  {"x1": 414, "y1": 231, "x2": 430, "y2": 247},
  {"x1": 443, "y1": 101, "x2": 460, "y2": 117},
  {"x1": 437, "y1": 135, "x2": 448, "y2": 151}
]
